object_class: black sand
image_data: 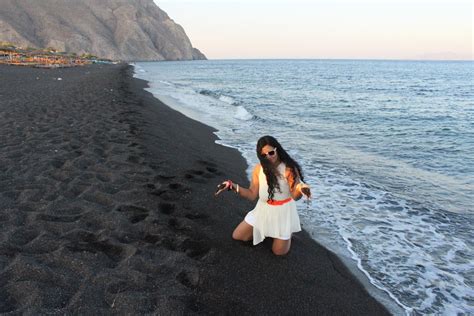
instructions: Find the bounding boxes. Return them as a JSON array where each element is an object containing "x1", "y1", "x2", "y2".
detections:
[{"x1": 0, "y1": 64, "x2": 390, "y2": 314}]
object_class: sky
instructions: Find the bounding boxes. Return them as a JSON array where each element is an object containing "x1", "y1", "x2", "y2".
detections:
[{"x1": 154, "y1": 0, "x2": 473, "y2": 60}]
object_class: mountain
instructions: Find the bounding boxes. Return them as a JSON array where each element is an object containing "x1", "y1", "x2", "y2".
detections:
[{"x1": 0, "y1": 0, "x2": 206, "y2": 61}]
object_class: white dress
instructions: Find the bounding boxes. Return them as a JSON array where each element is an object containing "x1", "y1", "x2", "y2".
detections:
[{"x1": 244, "y1": 162, "x2": 301, "y2": 245}]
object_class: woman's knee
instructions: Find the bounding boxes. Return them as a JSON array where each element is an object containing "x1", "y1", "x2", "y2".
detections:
[
  {"x1": 232, "y1": 229, "x2": 251, "y2": 241},
  {"x1": 232, "y1": 229, "x2": 242, "y2": 240},
  {"x1": 232, "y1": 221, "x2": 253, "y2": 241},
  {"x1": 272, "y1": 239, "x2": 291, "y2": 255},
  {"x1": 272, "y1": 247, "x2": 289, "y2": 256}
]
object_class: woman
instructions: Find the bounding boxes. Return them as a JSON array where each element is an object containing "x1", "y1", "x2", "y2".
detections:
[{"x1": 216, "y1": 135, "x2": 311, "y2": 256}]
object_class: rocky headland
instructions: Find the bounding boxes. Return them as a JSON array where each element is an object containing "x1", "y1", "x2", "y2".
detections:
[{"x1": 0, "y1": 0, "x2": 206, "y2": 61}]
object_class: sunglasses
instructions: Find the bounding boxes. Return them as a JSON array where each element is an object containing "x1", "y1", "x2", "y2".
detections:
[{"x1": 262, "y1": 148, "x2": 277, "y2": 158}]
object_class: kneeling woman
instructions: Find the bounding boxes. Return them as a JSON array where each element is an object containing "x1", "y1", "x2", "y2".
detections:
[{"x1": 217, "y1": 135, "x2": 311, "y2": 256}]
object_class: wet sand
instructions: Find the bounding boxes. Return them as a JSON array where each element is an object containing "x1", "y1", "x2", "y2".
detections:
[{"x1": 0, "y1": 64, "x2": 390, "y2": 314}]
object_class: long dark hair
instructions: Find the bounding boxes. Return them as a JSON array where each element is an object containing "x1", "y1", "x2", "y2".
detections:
[{"x1": 257, "y1": 135, "x2": 304, "y2": 201}]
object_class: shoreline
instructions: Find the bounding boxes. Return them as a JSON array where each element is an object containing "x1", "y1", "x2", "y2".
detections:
[{"x1": 1, "y1": 63, "x2": 392, "y2": 314}]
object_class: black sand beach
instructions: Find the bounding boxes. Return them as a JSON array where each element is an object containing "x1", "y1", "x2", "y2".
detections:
[{"x1": 0, "y1": 64, "x2": 390, "y2": 314}]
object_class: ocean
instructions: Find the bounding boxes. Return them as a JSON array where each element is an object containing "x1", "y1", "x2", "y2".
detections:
[{"x1": 133, "y1": 59, "x2": 473, "y2": 315}]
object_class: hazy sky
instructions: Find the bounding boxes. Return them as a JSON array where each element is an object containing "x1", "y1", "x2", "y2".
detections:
[{"x1": 154, "y1": 0, "x2": 473, "y2": 60}]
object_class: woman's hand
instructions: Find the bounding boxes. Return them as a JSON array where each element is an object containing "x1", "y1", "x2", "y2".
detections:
[
  {"x1": 298, "y1": 183, "x2": 312, "y2": 199},
  {"x1": 215, "y1": 180, "x2": 239, "y2": 196},
  {"x1": 215, "y1": 180, "x2": 232, "y2": 196},
  {"x1": 215, "y1": 164, "x2": 260, "y2": 201}
]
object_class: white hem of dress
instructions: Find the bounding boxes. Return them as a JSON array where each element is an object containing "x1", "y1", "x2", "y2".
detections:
[{"x1": 244, "y1": 210, "x2": 291, "y2": 241}]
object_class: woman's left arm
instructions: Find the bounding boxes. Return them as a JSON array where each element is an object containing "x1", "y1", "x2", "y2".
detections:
[{"x1": 286, "y1": 168, "x2": 303, "y2": 201}]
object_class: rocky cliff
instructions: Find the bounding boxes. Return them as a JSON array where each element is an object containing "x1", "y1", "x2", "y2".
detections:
[{"x1": 0, "y1": 0, "x2": 206, "y2": 61}]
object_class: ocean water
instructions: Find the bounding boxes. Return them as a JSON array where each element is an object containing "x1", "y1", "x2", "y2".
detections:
[{"x1": 133, "y1": 59, "x2": 474, "y2": 315}]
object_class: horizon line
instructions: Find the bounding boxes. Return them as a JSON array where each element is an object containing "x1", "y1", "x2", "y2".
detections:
[{"x1": 146, "y1": 57, "x2": 474, "y2": 62}]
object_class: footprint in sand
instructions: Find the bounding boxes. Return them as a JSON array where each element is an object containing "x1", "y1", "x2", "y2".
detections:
[
  {"x1": 184, "y1": 212, "x2": 209, "y2": 220},
  {"x1": 127, "y1": 155, "x2": 142, "y2": 164},
  {"x1": 64, "y1": 230, "x2": 135, "y2": 265},
  {"x1": 197, "y1": 160, "x2": 223, "y2": 174},
  {"x1": 168, "y1": 183, "x2": 183, "y2": 190},
  {"x1": 115, "y1": 205, "x2": 150, "y2": 223},
  {"x1": 65, "y1": 240, "x2": 125, "y2": 266},
  {"x1": 197, "y1": 160, "x2": 217, "y2": 167},
  {"x1": 36, "y1": 213, "x2": 82, "y2": 223},
  {"x1": 204, "y1": 166, "x2": 222, "y2": 176},
  {"x1": 149, "y1": 182, "x2": 190, "y2": 201},
  {"x1": 8, "y1": 227, "x2": 40, "y2": 246},
  {"x1": 154, "y1": 174, "x2": 175, "y2": 181},
  {"x1": 184, "y1": 160, "x2": 222, "y2": 182},
  {"x1": 176, "y1": 270, "x2": 199, "y2": 289},
  {"x1": 143, "y1": 183, "x2": 156, "y2": 190},
  {"x1": 157, "y1": 233, "x2": 211, "y2": 260},
  {"x1": 183, "y1": 171, "x2": 206, "y2": 183},
  {"x1": 143, "y1": 233, "x2": 161, "y2": 244},
  {"x1": 158, "y1": 202, "x2": 175, "y2": 215},
  {"x1": 179, "y1": 239, "x2": 211, "y2": 259},
  {"x1": 167, "y1": 217, "x2": 188, "y2": 231}
]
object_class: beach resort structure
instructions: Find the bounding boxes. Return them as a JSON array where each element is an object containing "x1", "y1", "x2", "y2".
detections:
[{"x1": 0, "y1": 45, "x2": 112, "y2": 68}]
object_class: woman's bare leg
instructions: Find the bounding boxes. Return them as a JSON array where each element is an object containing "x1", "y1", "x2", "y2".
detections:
[
  {"x1": 272, "y1": 238, "x2": 291, "y2": 256},
  {"x1": 232, "y1": 220, "x2": 253, "y2": 241}
]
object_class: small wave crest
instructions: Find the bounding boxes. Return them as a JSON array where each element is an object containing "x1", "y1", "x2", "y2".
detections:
[
  {"x1": 234, "y1": 105, "x2": 253, "y2": 121},
  {"x1": 219, "y1": 95, "x2": 238, "y2": 105},
  {"x1": 199, "y1": 89, "x2": 240, "y2": 105},
  {"x1": 135, "y1": 64, "x2": 146, "y2": 73},
  {"x1": 159, "y1": 80, "x2": 173, "y2": 86},
  {"x1": 196, "y1": 89, "x2": 253, "y2": 121},
  {"x1": 131, "y1": 63, "x2": 146, "y2": 78}
]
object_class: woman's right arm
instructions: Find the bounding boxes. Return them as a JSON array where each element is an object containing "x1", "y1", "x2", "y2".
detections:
[{"x1": 232, "y1": 164, "x2": 260, "y2": 201}]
